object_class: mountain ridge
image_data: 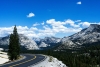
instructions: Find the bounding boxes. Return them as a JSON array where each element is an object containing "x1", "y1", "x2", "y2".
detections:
[
  {"x1": 1, "y1": 24, "x2": 100, "y2": 50},
  {"x1": 0, "y1": 34, "x2": 39, "y2": 50},
  {"x1": 57, "y1": 24, "x2": 100, "y2": 50}
]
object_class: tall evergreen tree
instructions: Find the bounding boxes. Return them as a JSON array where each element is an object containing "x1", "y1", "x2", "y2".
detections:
[{"x1": 8, "y1": 25, "x2": 20, "y2": 61}]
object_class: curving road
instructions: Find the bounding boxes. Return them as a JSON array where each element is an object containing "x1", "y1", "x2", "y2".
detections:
[{"x1": 0, "y1": 54, "x2": 46, "y2": 67}]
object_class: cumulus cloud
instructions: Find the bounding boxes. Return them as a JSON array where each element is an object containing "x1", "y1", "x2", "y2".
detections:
[
  {"x1": 81, "y1": 22, "x2": 90, "y2": 27},
  {"x1": 75, "y1": 20, "x2": 81, "y2": 22},
  {"x1": 79, "y1": 21, "x2": 100, "y2": 28},
  {"x1": 0, "y1": 26, "x2": 14, "y2": 37},
  {"x1": 0, "y1": 26, "x2": 38, "y2": 38},
  {"x1": 27, "y1": 12, "x2": 35, "y2": 18},
  {"x1": 46, "y1": 19, "x2": 81, "y2": 34},
  {"x1": 77, "y1": 1, "x2": 81, "y2": 5},
  {"x1": 1, "y1": 19, "x2": 100, "y2": 38},
  {"x1": 0, "y1": 19, "x2": 82, "y2": 38},
  {"x1": 65, "y1": 19, "x2": 80, "y2": 27},
  {"x1": 33, "y1": 23, "x2": 40, "y2": 26},
  {"x1": 41, "y1": 22, "x2": 45, "y2": 25}
]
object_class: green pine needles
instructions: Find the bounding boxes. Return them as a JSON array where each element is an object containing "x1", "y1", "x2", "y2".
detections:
[{"x1": 8, "y1": 25, "x2": 20, "y2": 61}]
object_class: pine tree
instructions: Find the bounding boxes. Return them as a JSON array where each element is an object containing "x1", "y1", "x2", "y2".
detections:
[
  {"x1": 8, "y1": 34, "x2": 14, "y2": 60},
  {"x1": 8, "y1": 25, "x2": 20, "y2": 61}
]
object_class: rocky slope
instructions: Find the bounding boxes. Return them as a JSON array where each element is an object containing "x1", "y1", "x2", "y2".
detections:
[
  {"x1": 0, "y1": 34, "x2": 39, "y2": 50},
  {"x1": 33, "y1": 37, "x2": 61, "y2": 48},
  {"x1": 58, "y1": 24, "x2": 100, "y2": 49},
  {"x1": 39, "y1": 42, "x2": 49, "y2": 47},
  {"x1": 1, "y1": 24, "x2": 100, "y2": 50},
  {"x1": 40, "y1": 37, "x2": 61, "y2": 43}
]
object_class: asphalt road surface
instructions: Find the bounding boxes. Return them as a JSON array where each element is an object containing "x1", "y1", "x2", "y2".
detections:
[{"x1": 0, "y1": 54, "x2": 46, "y2": 67}]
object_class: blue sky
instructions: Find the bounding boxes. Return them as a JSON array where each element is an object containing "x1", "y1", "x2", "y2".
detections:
[{"x1": 0, "y1": 0, "x2": 100, "y2": 38}]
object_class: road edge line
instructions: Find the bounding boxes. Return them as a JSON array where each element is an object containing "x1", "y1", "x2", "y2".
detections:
[
  {"x1": 0, "y1": 55, "x2": 26, "y2": 66},
  {"x1": 28, "y1": 54, "x2": 47, "y2": 67}
]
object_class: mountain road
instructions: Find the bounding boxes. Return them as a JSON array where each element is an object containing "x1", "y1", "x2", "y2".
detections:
[{"x1": 0, "y1": 54, "x2": 46, "y2": 67}]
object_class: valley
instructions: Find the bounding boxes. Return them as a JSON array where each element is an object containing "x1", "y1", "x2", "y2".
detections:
[
  {"x1": 1, "y1": 24, "x2": 100, "y2": 67},
  {"x1": 1, "y1": 0, "x2": 100, "y2": 67}
]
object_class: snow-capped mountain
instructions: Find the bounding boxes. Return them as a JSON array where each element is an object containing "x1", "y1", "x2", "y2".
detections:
[
  {"x1": 33, "y1": 37, "x2": 61, "y2": 44},
  {"x1": 33, "y1": 38, "x2": 41, "y2": 42},
  {"x1": 19, "y1": 34, "x2": 39, "y2": 50},
  {"x1": 39, "y1": 42, "x2": 49, "y2": 47},
  {"x1": 33, "y1": 37, "x2": 61, "y2": 49},
  {"x1": 0, "y1": 36, "x2": 9, "y2": 46},
  {"x1": 58, "y1": 24, "x2": 100, "y2": 49},
  {"x1": 40, "y1": 37, "x2": 61, "y2": 43},
  {"x1": 1, "y1": 24, "x2": 100, "y2": 50},
  {"x1": 0, "y1": 34, "x2": 39, "y2": 50}
]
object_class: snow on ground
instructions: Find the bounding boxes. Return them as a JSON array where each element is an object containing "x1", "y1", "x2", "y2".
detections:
[
  {"x1": 31, "y1": 56, "x2": 67, "y2": 67},
  {"x1": 0, "y1": 50, "x2": 67, "y2": 67},
  {"x1": 0, "y1": 51, "x2": 9, "y2": 64}
]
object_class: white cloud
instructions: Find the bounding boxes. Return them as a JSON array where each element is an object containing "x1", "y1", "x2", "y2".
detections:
[
  {"x1": 0, "y1": 19, "x2": 82, "y2": 38},
  {"x1": 65, "y1": 19, "x2": 80, "y2": 27},
  {"x1": 33, "y1": 23, "x2": 40, "y2": 26},
  {"x1": 41, "y1": 22, "x2": 45, "y2": 25},
  {"x1": 46, "y1": 19, "x2": 81, "y2": 33},
  {"x1": 79, "y1": 21, "x2": 100, "y2": 28},
  {"x1": 0, "y1": 26, "x2": 38, "y2": 38},
  {"x1": 77, "y1": 1, "x2": 81, "y2": 5},
  {"x1": 30, "y1": 27, "x2": 38, "y2": 31},
  {"x1": 38, "y1": 27, "x2": 55, "y2": 37},
  {"x1": 27, "y1": 12, "x2": 35, "y2": 18},
  {"x1": 81, "y1": 22, "x2": 90, "y2": 27},
  {"x1": 0, "y1": 26, "x2": 13, "y2": 37},
  {"x1": 1, "y1": 19, "x2": 100, "y2": 38},
  {"x1": 75, "y1": 20, "x2": 81, "y2": 22}
]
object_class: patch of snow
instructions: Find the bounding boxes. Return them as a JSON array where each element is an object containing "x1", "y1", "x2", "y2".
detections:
[
  {"x1": 0, "y1": 34, "x2": 39, "y2": 50},
  {"x1": 39, "y1": 42, "x2": 48, "y2": 47},
  {"x1": 59, "y1": 24, "x2": 100, "y2": 49},
  {"x1": 0, "y1": 51, "x2": 9, "y2": 64},
  {"x1": 31, "y1": 56, "x2": 67, "y2": 67},
  {"x1": 33, "y1": 38, "x2": 41, "y2": 42},
  {"x1": 41, "y1": 37, "x2": 61, "y2": 43},
  {"x1": 0, "y1": 48, "x2": 4, "y2": 51},
  {"x1": 0, "y1": 57, "x2": 9, "y2": 64},
  {"x1": 19, "y1": 34, "x2": 39, "y2": 50}
]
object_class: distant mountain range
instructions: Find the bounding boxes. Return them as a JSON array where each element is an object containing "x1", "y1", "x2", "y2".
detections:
[
  {"x1": 0, "y1": 24, "x2": 100, "y2": 50},
  {"x1": 0, "y1": 34, "x2": 61, "y2": 50},
  {"x1": 33, "y1": 37, "x2": 61, "y2": 50}
]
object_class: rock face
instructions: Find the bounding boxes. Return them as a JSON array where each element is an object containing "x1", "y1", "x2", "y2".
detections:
[
  {"x1": 33, "y1": 37, "x2": 61, "y2": 49},
  {"x1": 39, "y1": 42, "x2": 49, "y2": 47},
  {"x1": 1, "y1": 24, "x2": 100, "y2": 50},
  {"x1": 0, "y1": 36, "x2": 9, "y2": 46},
  {"x1": 41, "y1": 37, "x2": 61, "y2": 43},
  {"x1": 58, "y1": 24, "x2": 100, "y2": 49},
  {"x1": 0, "y1": 34, "x2": 39, "y2": 50},
  {"x1": 19, "y1": 34, "x2": 39, "y2": 50}
]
